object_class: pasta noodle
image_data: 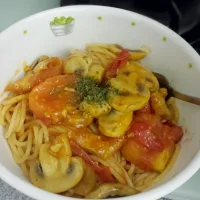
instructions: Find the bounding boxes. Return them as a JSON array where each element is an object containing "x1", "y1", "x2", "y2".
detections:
[
  {"x1": 0, "y1": 95, "x2": 49, "y2": 167},
  {"x1": 0, "y1": 43, "x2": 183, "y2": 199}
]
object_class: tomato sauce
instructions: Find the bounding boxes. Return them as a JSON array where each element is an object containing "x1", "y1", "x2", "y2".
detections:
[{"x1": 122, "y1": 103, "x2": 183, "y2": 171}]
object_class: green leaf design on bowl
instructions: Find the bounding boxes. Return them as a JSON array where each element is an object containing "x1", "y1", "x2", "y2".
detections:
[
  {"x1": 131, "y1": 21, "x2": 136, "y2": 26},
  {"x1": 188, "y1": 63, "x2": 193, "y2": 68},
  {"x1": 50, "y1": 16, "x2": 74, "y2": 25},
  {"x1": 162, "y1": 36, "x2": 167, "y2": 41}
]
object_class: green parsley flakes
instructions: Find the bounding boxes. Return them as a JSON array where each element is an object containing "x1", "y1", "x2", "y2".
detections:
[{"x1": 75, "y1": 77, "x2": 108, "y2": 104}]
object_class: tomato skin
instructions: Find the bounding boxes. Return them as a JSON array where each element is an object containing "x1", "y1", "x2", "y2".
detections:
[
  {"x1": 123, "y1": 107, "x2": 183, "y2": 171},
  {"x1": 121, "y1": 139, "x2": 153, "y2": 171},
  {"x1": 128, "y1": 112, "x2": 183, "y2": 151},
  {"x1": 29, "y1": 74, "x2": 79, "y2": 125},
  {"x1": 129, "y1": 113, "x2": 164, "y2": 151},
  {"x1": 162, "y1": 124, "x2": 183, "y2": 144},
  {"x1": 135, "y1": 103, "x2": 152, "y2": 115},
  {"x1": 70, "y1": 140, "x2": 115, "y2": 183},
  {"x1": 129, "y1": 119, "x2": 164, "y2": 151},
  {"x1": 121, "y1": 138, "x2": 175, "y2": 172},
  {"x1": 104, "y1": 49, "x2": 129, "y2": 79}
]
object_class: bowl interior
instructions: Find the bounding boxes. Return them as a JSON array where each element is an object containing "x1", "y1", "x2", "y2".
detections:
[{"x1": 0, "y1": 5, "x2": 200, "y2": 200}]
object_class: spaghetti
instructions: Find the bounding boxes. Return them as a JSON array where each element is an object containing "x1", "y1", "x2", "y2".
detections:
[{"x1": 0, "y1": 44, "x2": 183, "y2": 199}]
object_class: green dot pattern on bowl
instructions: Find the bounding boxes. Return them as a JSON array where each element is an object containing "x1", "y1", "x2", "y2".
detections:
[
  {"x1": 162, "y1": 36, "x2": 167, "y2": 41},
  {"x1": 188, "y1": 63, "x2": 193, "y2": 68},
  {"x1": 131, "y1": 21, "x2": 136, "y2": 26},
  {"x1": 23, "y1": 30, "x2": 27, "y2": 35},
  {"x1": 97, "y1": 16, "x2": 102, "y2": 20}
]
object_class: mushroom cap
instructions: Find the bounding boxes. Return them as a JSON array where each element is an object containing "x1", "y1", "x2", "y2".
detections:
[
  {"x1": 98, "y1": 109, "x2": 133, "y2": 137},
  {"x1": 85, "y1": 183, "x2": 137, "y2": 199},
  {"x1": 29, "y1": 157, "x2": 84, "y2": 193},
  {"x1": 108, "y1": 72, "x2": 150, "y2": 112},
  {"x1": 73, "y1": 163, "x2": 96, "y2": 196}
]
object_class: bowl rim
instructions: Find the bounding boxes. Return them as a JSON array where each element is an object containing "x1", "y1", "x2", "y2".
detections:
[{"x1": 0, "y1": 5, "x2": 200, "y2": 200}]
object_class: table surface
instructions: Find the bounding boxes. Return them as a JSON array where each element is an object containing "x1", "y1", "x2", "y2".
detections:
[{"x1": 0, "y1": 178, "x2": 33, "y2": 200}]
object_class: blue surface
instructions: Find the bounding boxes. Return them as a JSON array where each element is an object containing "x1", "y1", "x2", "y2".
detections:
[{"x1": 0, "y1": 179, "x2": 33, "y2": 200}]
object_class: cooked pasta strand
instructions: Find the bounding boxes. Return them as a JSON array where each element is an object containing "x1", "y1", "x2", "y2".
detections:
[{"x1": 0, "y1": 44, "x2": 182, "y2": 199}]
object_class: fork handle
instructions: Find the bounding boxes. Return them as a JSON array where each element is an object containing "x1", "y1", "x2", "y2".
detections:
[{"x1": 173, "y1": 90, "x2": 200, "y2": 105}]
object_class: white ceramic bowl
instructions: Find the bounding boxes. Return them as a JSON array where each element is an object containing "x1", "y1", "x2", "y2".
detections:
[{"x1": 0, "y1": 5, "x2": 200, "y2": 200}]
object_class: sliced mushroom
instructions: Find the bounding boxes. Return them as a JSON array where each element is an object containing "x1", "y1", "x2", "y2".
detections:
[
  {"x1": 36, "y1": 135, "x2": 71, "y2": 178},
  {"x1": 119, "y1": 61, "x2": 159, "y2": 92},
  {"x1": 50, "y1": 133, "x2": 72, "y2": 174},
  {"x1": 64, "y1": 54, "x2": 93, "y2": 76},
  {"x1": 98, "y1": 109, "x2": 133, "y2": 137},
  {"x1": 64, "y1": 110, "x2": 93, "y2": 128},
  {"x1": 29, "y1": 134, "x2": 84, "y2": 193},
  {"x1": 85, "y1": 183, "x2": 137, "y2": 199},
  {"x1": 87, "y1": 64, "x2": 105, "y2": 82},
  {"x1": 73, "y1": 162, "x2": 97, "y2": 196},
  {"x1": 29, "y1": 157, "x2": 84, "y2": 193},
  {"x1": 39, "y1": 144, "x2": 59, "y2": 177},
  {"x1": 108, "y1": 73, "x2": 150, "y2": 112},
  {"x1": 79, "y1": 100, "x2": 111, "y2": 118}
]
